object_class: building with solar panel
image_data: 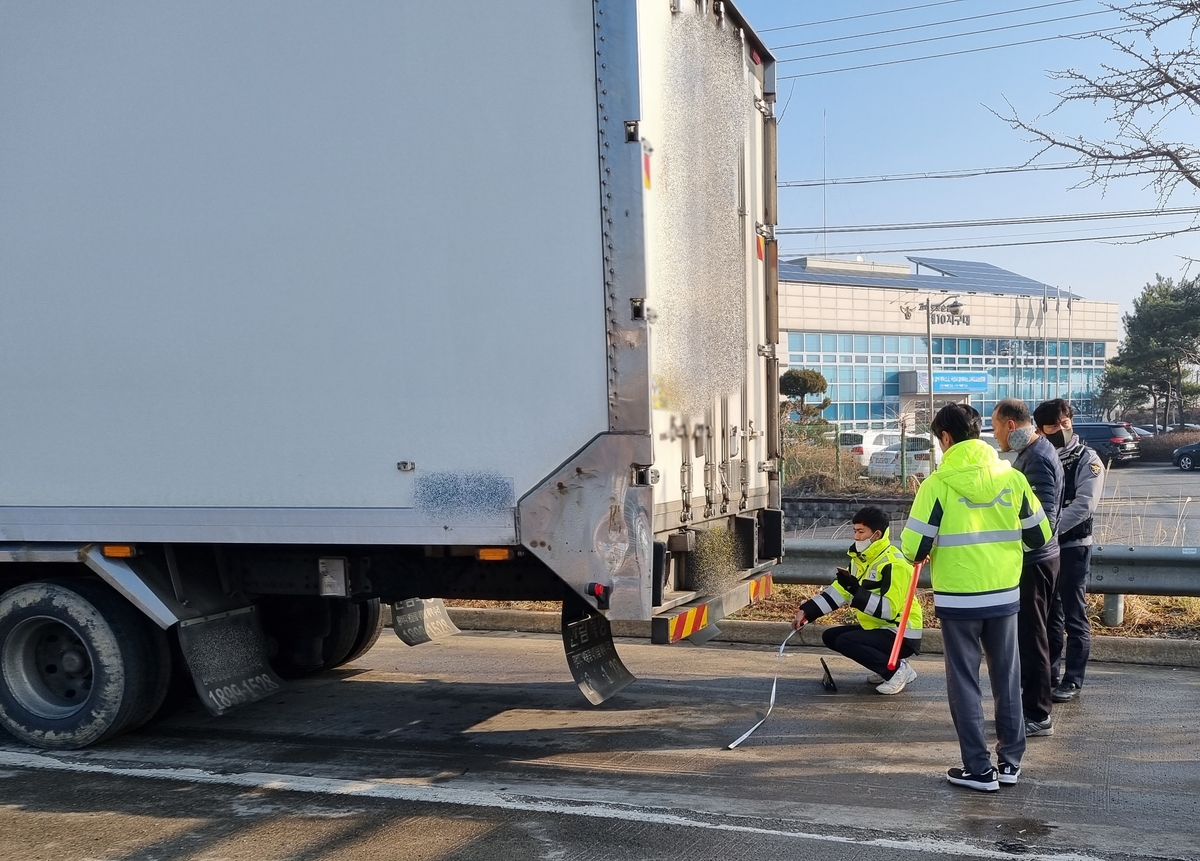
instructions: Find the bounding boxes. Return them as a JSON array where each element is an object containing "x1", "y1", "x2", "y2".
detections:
[{"x1": 779, "y1": 256, "x2": 1119, "y2": 431}]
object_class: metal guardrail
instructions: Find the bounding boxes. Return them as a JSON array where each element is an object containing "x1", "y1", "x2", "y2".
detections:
[{"x1": 778, "y1": 539, "x2": 1200, "y2": 598}]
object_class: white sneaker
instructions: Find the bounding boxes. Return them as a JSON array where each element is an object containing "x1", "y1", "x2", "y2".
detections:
[
  {"x1": 875, "y1": 661, "x2": 917, "y2": 695},
  {"x1": 866, "y1": 672, "x2": 884, "y2": 684}
]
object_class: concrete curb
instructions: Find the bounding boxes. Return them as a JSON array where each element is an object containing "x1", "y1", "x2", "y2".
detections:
[{"x1": 427, "y1": 608, "x2": 1200, "y2": 669}]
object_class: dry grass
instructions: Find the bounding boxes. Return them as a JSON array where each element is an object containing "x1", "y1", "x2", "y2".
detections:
[
  {"x1": 781, "y1": 439, "x2": 915, "y2": 497},
  {"x1": 729, "y1": 584, "x2": 1200, "y2": 639},
  {"x1": 445, "y1": 586, "x2": 1200, "y2": 640}
]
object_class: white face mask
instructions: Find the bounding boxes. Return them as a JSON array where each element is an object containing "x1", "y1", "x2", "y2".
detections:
[{"x1": 854, "y1": 538, "x2": 874, "y2": 553}]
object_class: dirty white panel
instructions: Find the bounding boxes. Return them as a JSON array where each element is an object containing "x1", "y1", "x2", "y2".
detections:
[{"x1": 0, "y1": 2, "x2": 606, "y2": 516}]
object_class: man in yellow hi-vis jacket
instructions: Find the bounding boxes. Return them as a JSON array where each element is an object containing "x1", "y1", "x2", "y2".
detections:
[
  {"x1": 902, "y1": 404, "x2": 1052, "y2": 793},
  {"x1": 792, "y1": 506, "x2": 923, "y2": 695}
]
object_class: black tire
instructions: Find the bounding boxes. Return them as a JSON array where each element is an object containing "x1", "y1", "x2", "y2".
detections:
[
  {"x1": 338, "y1": 599, "x2": 383, "y2": 667},
  {"x1": 320, "y1": 597, "x2": 362, "y2": 670},
  {"x1": 1181, "y1": 454, "x2": 1195, "y2": 471},
  {"x1": 0, "y1": 578, "x2": 167, "y2": 749}
]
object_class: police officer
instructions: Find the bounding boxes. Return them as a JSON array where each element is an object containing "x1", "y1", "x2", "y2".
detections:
[
  {"x1": 902, "y1": 404, "x2": 1052, "y2": 792},
  {"x1": 1034, "y1": 398, "x2": 1105, "y2": 702}
]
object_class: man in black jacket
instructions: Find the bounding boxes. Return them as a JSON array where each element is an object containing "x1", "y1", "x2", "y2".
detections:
[{"x1": 992, "y1": 398, "x2": 1063, "y2": 737}]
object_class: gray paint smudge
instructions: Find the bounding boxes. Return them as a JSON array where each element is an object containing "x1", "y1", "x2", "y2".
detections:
[{"x1": 414, "y1": 472, "x2": 515, "y2": 518}]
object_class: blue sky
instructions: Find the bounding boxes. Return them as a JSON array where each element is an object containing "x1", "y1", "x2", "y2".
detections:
[{"x1": 733, "y1": 0, "x2": 1199, "y2": 318}]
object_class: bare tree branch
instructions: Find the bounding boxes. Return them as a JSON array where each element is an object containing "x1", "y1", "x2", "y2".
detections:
[{"x1": 991, "y1": 1, "x2": 1200, "y2": 206}]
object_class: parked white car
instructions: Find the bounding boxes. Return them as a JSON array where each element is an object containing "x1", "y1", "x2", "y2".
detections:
[
  {"x1": 867, "y1": 434, "x2": 942, "y2": 480},
  {"x1": 840, "y1": 430, "x2": 903, "y2": 467}
]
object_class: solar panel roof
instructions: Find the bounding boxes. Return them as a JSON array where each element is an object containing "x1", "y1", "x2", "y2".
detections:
[{"x1": 778, "y1": 255, "x2": 1082, "y2": 299}]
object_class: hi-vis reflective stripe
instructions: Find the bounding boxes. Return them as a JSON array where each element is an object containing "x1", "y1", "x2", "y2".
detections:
[
  {"x1": 668, "y1": 604, "x2": 709, "y2": 642},
  {"x1": 933, "y1": 586, "x2": 1020, "y2": 608},
  {"x1": 936, "y1": 529, "x2": 1022, "y2": 547},
  {"x1": 749, "y1": 574, "x2": 773, "y2": 603},
  {"x1": 1021, "y1": 512, "x2": 1044, "y2": 529},
  {"x1": 905, "y1": 517, "x2": 939, "y2": 537}
]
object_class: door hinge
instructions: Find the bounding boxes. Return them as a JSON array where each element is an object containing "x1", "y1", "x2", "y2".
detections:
[
  {"x1": 755, "y1": 222, "x2": 776, "y2": 241},
  {"x1": 754, "y1": 97, "x2": 774, "y2": 118},
  {"x1": 757, "y1": 344, "x2": 776, "y2": 359},
  {"x1": 632, "y1": 466, "x2": 660, "y2": 486},
  {"x1": 758, "y1": 460, "x2": 778, "y2": 474}
]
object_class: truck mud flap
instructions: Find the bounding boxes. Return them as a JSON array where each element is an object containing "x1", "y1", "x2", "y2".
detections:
[
  {"x1": 177, "y1": 606, "x2": 285, "y2": 716},
  {"x1": 652, "y1": 571, "x2": 774, "y2": 645},
  {"x1": 391, "y1": 598, "x2": 460, "y2": 646},
  {"x1": 562, "y1": 594, "x2": 635, "y2": 705}
]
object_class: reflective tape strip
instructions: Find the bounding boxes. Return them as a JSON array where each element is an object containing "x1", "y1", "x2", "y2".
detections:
[
  {"x1": 727, "y1": 629, "x2": 796, "y2": 750},
  {"x1": 933, "y1": 586, "x2": 1020, "y2": 608},
  {"x1": 905, "y1": 517, "x2": 939, "y2": 537},
  {"x1": 668, "y1": 604, "x2": 709, "y2": 642},
  {"x1": 749, "y1": 574, "x2": 773, "y2": 603},
  {"x1": 863, "y1": 593, "x2": 882, "y2": 616},
  {"x1": 935, "y1": 529, "x2": 1022, "y2": 547},
  {"x1": 1020, "y1": 512, "x2": 1045, "y2": 529},
  {"x1": 812, "y1": 588, "x2": 844, "y2": 616}
]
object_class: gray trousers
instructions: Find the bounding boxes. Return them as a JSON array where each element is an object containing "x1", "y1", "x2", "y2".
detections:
[{"x1": 941, "y1": 614, "x2": 1026, "y2": 774}]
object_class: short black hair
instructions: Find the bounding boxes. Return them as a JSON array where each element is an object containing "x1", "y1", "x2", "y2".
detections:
[
  {"x1": 852, "y1": 506, "x2": 890, "y2": 536},
  {"x1": 993, "y1": 398, "x2": 1032, "y2": 425},
  {"x1": 931, "y1": 403, "x2": 982, "y2": 445},
  {"x1": 1033, "y1": 398, "x2": 1073, "y2": 428}
]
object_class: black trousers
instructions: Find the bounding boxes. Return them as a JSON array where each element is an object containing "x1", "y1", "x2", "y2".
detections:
[
  {"x1": 1049, "y1": 544, "x2": 1092, "y2": 688},
  {"x1": 823, "y1": 624, "x2": 919, "y2": 680},
  {"x1": 1018, "y1": 555, "x2": 1061, "y2": 722}
]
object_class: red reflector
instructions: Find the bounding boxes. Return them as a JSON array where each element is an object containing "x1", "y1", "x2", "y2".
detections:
[{"x1": 751, "y1": 48, "x2": 762, "y2": 65}]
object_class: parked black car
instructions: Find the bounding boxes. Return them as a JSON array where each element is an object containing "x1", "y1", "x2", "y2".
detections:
[
  {"x1": 1173, "y1": 440, "x2": 1200, "y2": 471},
  {"x1": 1072, "y1": 422, "x2": 1141, "y2": 465}
]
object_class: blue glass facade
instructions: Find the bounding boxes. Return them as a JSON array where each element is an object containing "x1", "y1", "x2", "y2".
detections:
[{"x1": 785, "y1": 331, "x2": 1108, "y2": 430}]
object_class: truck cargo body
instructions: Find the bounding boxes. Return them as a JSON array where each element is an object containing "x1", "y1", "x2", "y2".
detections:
[{"x1": 0, "y1": 1, "x2": 780, "y2": 748}]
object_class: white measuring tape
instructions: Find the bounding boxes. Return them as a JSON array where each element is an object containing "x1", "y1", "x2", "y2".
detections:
[{"x1": 725, "y1": 628, "x2": 797, "y2": 750}]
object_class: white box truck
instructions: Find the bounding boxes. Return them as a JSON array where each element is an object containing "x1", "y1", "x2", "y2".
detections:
[{"x1": 0, "y1": 0, "x2": 782, "y2": 748}]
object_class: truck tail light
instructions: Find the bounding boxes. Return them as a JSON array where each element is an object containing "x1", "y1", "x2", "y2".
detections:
[{"x1": 851, "y1": 446, "x2": 864, "y2": 454}]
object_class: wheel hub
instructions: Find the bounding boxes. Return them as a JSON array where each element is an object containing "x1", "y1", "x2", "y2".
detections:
[{"x1": 2, "y1": 617, "x2": 93, "y2": 719}]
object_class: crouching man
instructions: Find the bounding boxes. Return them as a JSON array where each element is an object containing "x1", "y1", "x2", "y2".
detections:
[{"x1": 791, "y1": 506, "x2": 923, "y2": 695}]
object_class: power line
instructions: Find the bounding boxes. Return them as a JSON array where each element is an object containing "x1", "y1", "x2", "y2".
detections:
[
  {"x1": 779, "y1": 162, "x2": 1085, "y2": 188},
  {"x1": 785, "y1": 217, "x2": 1200, "y2": 249},
  {"x1": 770, "y1": 0, "x2": 1086, "y2": 52},
  {"x1": 760, "y1": 0, "x2": 971, "y2": 34},
  {"x1": 778, "y1": 205, "x2": 1200, "y2": 235},
  {"x1": 777, "y1": 8, "x2": 1113, "y2": 64},
  {"x1": 779, "y1": 228, "x2": 1196, "y2": 255},
  {"x1": 778, "y1": 25, "x2": 1125, "y2": 79}
]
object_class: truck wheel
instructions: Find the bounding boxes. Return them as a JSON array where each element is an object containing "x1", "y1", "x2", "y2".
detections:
[
  {"x1": 337, "y1": 599, "x2": 382, "y2": 668},
  {"x1": 260, "y1": 595, "x2": 366, "y2": 678},
  {"x1": 0, "y1": 579, "x2": 168, "y2": 749},
  {"x1": 320, "y1": 597, "x2": 362, "y2": 670}
]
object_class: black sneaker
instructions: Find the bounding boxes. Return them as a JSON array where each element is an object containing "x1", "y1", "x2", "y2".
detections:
[
  {"x1": 947, "y1": 766, "x2": 999, "y2": 792},
  {"x1": 1052, "y1": 682, "x2": 1081, "y2": 702},
  {"x1": 1025, "y1": 717, "x2": 1054, "y2": 737},
  {"x1": 997, "y1": 761, "x2": 1021, "y2": 785}
]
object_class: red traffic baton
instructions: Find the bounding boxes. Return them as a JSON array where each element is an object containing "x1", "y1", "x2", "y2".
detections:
[{"x1": 887, "y1": 560, "x2": 924, "y2": 671}]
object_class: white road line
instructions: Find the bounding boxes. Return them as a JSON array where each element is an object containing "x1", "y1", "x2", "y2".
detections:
[{"x1": 0, "y1": 748, "x2": 1104, "y2": 861}]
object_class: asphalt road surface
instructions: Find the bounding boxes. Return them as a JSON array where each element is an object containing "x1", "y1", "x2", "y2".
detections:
[{"x1": 2, "y1": 631, "x2": 1197, "y2": 861}]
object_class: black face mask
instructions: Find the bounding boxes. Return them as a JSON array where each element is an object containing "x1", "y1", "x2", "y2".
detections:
[{"x1": 1046, "y1": 429, "x2": 1067, "y2": 449}]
